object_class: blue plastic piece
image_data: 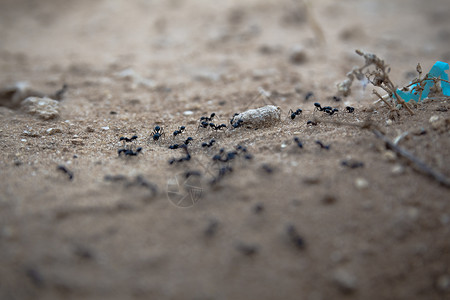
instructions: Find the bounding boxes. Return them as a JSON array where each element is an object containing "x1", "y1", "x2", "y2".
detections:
[{"x1": 396, "y1": 61, "x2": 450, "y2": 102}]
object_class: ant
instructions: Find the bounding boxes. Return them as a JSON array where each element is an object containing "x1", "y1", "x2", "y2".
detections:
[
  {"x1": 315, "y1": 140, "x2": 330, "y2": 150},
  {"x1": 288, "y1": 108, "x2": 302, "y2": 120},
  {"x1": 169, "y1": 137, "x2": 193, "y2": 150},
  {"x1": 200, "y1": 113, "x2": 216, "y2": 122},
  {"x1": 230, "y1": 113, "x2": 239, "y2": 125},
  {"x1": 306, "y1": 120, "x2": 318, "y2": 126},
  {"x1": 212, "y1": 148, "x2": 238, "y2": 163},
  {"x1": 231, "y1": 119, "x2": 244, "y2": 128},
  {"x1": 213, "y1": 124, "x2": 227, "y2": 131},
  {"x1": 236, "y1": 145, "x2": 253, "y2": 160},
  {"x1": 173, "y1": 126, "x2": 186, "y2": 137},
  {"x1": 168, "y1": 145, "x2": 191, "y2": 164},
  {"x1": 346, "y1": 106, "x2": 355, "y2": 113},
  {"x1": 150, "y1": 126, "x2": 165, "y2": 141},
  {"x1": 202, "y1": 139, "x2": 216, "y2": 148},
  {"x1": 118, "y1": 147, "x2": 143, "y2": 156},
  {"x1": 341, "y1": 159, "x2": 364, "y2": 169},
  {"x1": 286, "y1": 224, "x2": 305, "y2": 250},
  {"x1": 57, "y1": 165, "x2": 73, "y2": 180},
  {"x1": 315, "y1": 103, "x2": 338, "y2": 116},
  {"x1": 314, "y1": 102, "x2": 331, "y2": 112},
  {"x1": 293, "y1": 137, "x2": 303, "y2": 148},
  {"x1": 210, "y1": 166, "x2": 233, "y2": 185},
  {"x1": 324, "y1": 108, "x2": 339, "y2": 116},
  {"x1": 305, "y1": 91, "x2": 314, "y2": 101},
  {"x1": 119, "y1": 135, "x2": 138, "y2": 144},
  {"x1": 118, "y1": 135, "x2": 142, "y2": 156}
]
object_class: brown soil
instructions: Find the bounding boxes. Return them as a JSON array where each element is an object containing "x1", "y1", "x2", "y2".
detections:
[{"x1": 1, "y1": 0, "x2": 450, "y2": 299}]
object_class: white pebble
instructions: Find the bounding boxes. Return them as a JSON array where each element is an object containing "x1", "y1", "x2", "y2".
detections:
[
  {"x1": 183, "y1": 110, "x2": 194, "y2": 116},
  {"x1": 231, "y1": 105, "x2": 281, "y2": 129},
  {"x1": 101, "y1": 126, "x2": 110, "y2": 131},
  {"x1": 391, "y1": 164, "x2": 405, "y2": 175},
  {"x1": 355, "y1": 177, "x2": 369, "y2": 189},
  {"x1": 333, "y1": 268, "x2": 357, "y2": 293}
]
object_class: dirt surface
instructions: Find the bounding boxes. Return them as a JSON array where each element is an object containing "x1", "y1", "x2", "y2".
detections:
[{"x1": 1, "y1": 0, "x2": 450, "y2": 299}]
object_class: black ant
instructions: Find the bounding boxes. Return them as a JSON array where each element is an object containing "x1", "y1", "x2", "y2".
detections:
[
  {"x1": 213, "y1": 124, "x2": 227, "y2": 131},
  {"x1": 173, "y1": 126, "x2": 186, "y2": 137},
  {"x1": 169, "y1": 137, "x2": 193, "y2": 150},
  {"x1": 57, "y1": 165, "x2": 73, "y2": 180},
  {"x1": 346, "y1": 106, "x2": 355, "y2": 113},
  {"x1": 315, "y1": 103, "x2": 338, "y2": 116},
  {"x1": 305, "y1": 91, "x2": 314, "y2": 101},
  {"x1": 314, "y1": 102, "x2": 323, "y2": 111},
  {"x1": 306, "y1": 120, "x2": 318, "y2": 126},
  {"x1": 286, "y1": 224, "x2": 305, "y2": 250},
  {"x1": 168, "y1": 145, "x2": 191, "y2": 164},
  {"x1": 236, "y1": 145, "x2": 253, "y2": 160},
  {"x1": 119, "y1": 135, "x2": 138, "y2": 144},
  {"x1": 293, "y1": 137, "x2": 303, "y2": 148},
  {"x1": 315, "y1": 140, "x2": 330, "y2": 150},
  {"x1": 288, "y1": 108, "x2": 302, "y2": 120},
  {"x1": 324, "y1": 108, "x2": 339, "y2": 116},
  {"x1": 314, "y1": 102, "x2": 332, "y2": 112},
  {"x1": 261, "y1": 164, "x2": 274, "y2": 174},
  {"x1": 341, "y1": 159, "x2": 364, "y2": 169},
  {"x1": 150, "y1": 126, "x2": 165, "y2": 141},
  {"x1": 118, "y1": 135, "x2": 142, "y2": 156},
  {"x1": 184, "y1": 170, "x2": 202, "y2": 178},
  {"x1": 230, "y1": 113, "x2": 239, "y2": 125},
  {"x1": 202, "y1": 139, "x2": 216, "y2": 148},
  {"x1": 210, "y1": 166, "x2": 233, "y2": 185},
  {"x1": 231, "y1": 119, "x2": 244, "y2": 128},
  {"x1": 200, "y1": 113, "x2": 216, "y2": 122},
  {"x1": 118, "y1": 147, "x2": 143, "y2": 156}
]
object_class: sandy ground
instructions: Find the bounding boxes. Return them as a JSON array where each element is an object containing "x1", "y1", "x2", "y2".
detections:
[{"x1": 1, "y1": 0, "x2": 450, "y2": 299}]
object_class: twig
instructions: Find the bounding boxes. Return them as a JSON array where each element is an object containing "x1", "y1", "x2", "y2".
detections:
[
  {"x1": 302, "y1": 0, "x2": 326, "y2": 44},
  {"x1": 316, "y1": 118, "x2": 450, "y2": 188},
  {"x1": 373, "y1": 89, "x2": 394, "y2": 110},
  {"x1": 371, "y1": 129, "x2": 450, "y2": 188}
]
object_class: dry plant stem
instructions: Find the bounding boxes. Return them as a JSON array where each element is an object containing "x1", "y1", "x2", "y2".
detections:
[
  {"x1": 302, "y1": 0, "x2": 326, "y2": 44},
  {"x1": 371, "y1": 129, "x2": 450, "y2": 188},
  {"x1": 373, "y1": 89, "x2": 394, "y2": 110},
  {"x1": 393, "y1": 89, "x2": 414, "y2": 115},
  {"x1": 315, "y1": 118, "x2": 450, "y2": 188}
]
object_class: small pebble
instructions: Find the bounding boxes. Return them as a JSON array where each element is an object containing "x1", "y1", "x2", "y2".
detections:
[
  {"x1": 391, "y1": 164, "x2": 405, "y2": 175},
  {"x1": 321, "y1": 194, "x2": 337, "y2": 205},
  {"x1": 333, "y1": 268, "x2": 357, "y2": 293},
  {"x1": 46, "y1": 128, "x2": 61, "y2": 135},
  {"x1": 383, "y1": 150, "x2": 397, "y2": 162},
  {"x1": 101, "y1": 126, "x2": 110, "y2": 131},
  {"x1": 289, "y1": 45, "x2": 307, "y2": 64},
  {"x1": 183, "y1": 110, "x2": 194, "y2": 116},
  {"x1": 355, "y1": 178, "x2": 369, "y2": 189},
  {"x1": 437, "y1": 275, "x2": 450, "y2": 291}
]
